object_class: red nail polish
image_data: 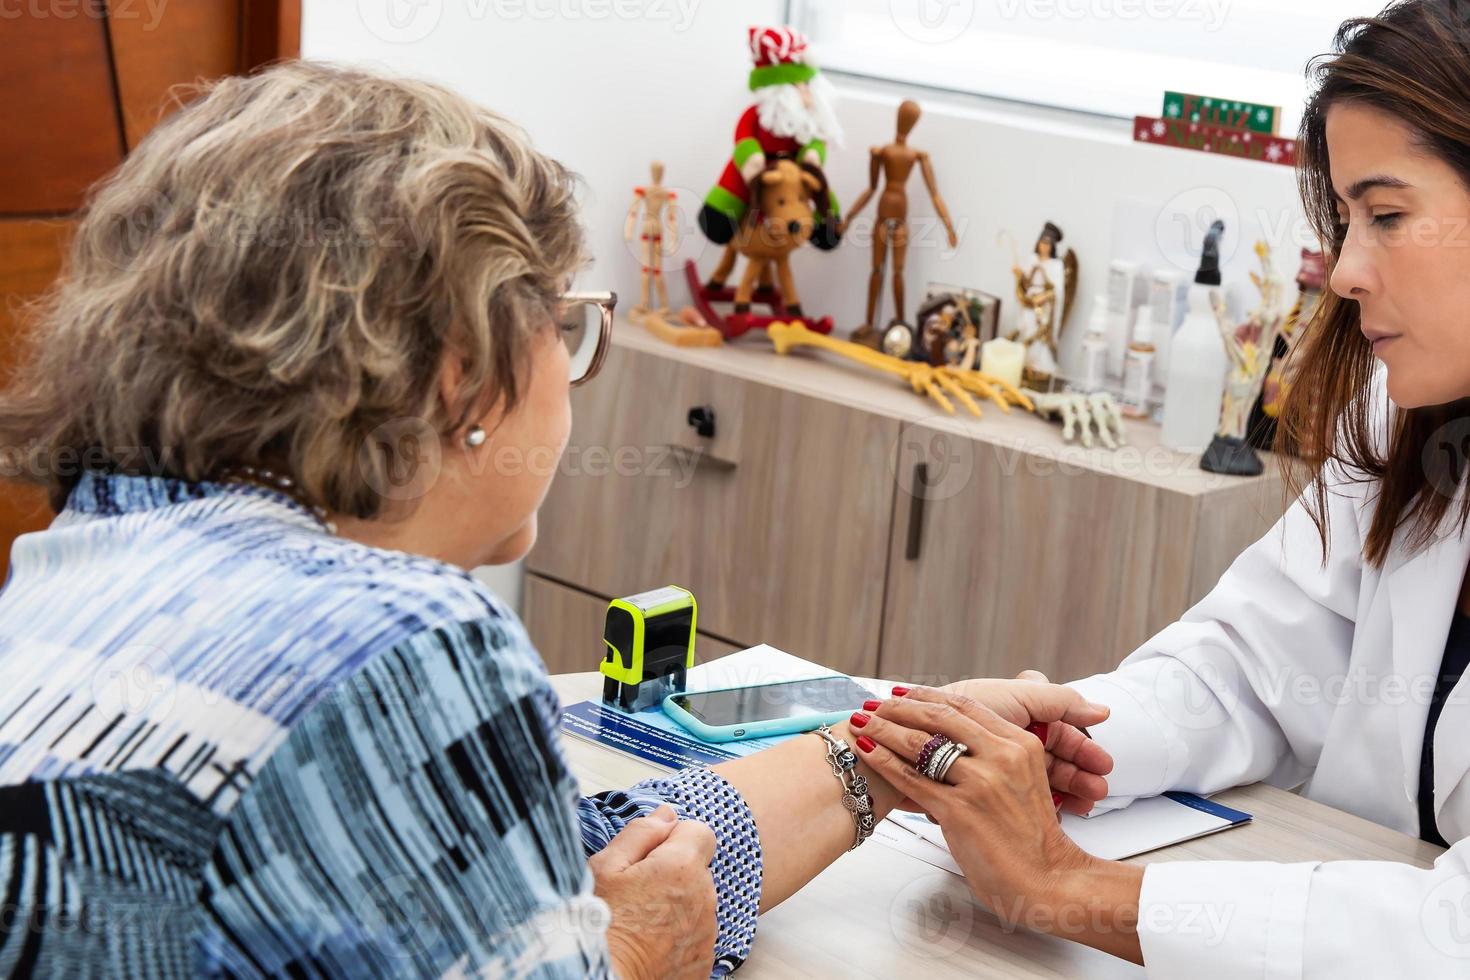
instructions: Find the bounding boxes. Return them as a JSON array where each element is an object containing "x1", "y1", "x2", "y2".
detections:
[
  {"x1": 850, "y1": 711, "x2": 869, "y2": 728},
  {"x1": 1027, "y1": 722, "x2": 1049, "y2": 743},
  {"x1": 891, "y1": 686, "x2": 910, "y2": 697},
  {"x1": 1052, "y1": 792, "x2": 1063, "y2": 807},
  {"x1": 856, "y1": 735, "x2": 876, "y2": 753},
  {"x1": 863, "y1": 699, "x2": 880, "y2": 711}
]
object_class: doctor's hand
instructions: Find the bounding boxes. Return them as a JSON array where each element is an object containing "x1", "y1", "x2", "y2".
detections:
[
  {"x1": 938, "y1": 674, "x2": 1114, "y2": 814},
  {"x1": 850, "y1": 691, "x2": 1144, "y2": 963}
]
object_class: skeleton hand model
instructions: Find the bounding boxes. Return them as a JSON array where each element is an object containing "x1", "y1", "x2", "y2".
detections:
[{"x1": 1023, "y1": 390, "x2": 1127, "y2": 449}]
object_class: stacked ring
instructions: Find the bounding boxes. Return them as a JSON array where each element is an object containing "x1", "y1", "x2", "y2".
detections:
[
  {"x1": 915, "y1": 734, "x2": 948, "y2": 774},
  {"x1": 923, "y1": 740, "x2": 969, "y2": 783}
]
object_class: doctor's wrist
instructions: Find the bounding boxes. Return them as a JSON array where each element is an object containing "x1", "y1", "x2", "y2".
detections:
[{"x1": 1032, "y1": 857, "x2": 1144, "y2": 964}]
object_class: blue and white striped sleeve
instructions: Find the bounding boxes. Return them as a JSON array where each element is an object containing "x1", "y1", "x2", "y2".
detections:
[
  {"x1": 576, "y1": 767, "x2": 764, "y2": 977},
  {"x1": 197, "y1": 618, "x2": 615, "y2": 978}
]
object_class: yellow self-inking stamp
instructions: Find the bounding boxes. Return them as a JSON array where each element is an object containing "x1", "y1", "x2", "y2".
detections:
[{"x1": 600, "y1": 585, "x2": 697, "y2": 712}]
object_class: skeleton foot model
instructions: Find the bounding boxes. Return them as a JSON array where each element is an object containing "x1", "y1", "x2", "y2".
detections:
[
  {"x1": 768, "y1": 320, "x2": 1034, "y2": 418},
  {"x1": 1024, "y1": 390, "x2": 1127, "y2": 448}
]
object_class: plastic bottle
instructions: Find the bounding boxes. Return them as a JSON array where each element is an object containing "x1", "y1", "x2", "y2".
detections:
[
  {"x1": 1120, "y1": 306, "x2": 1156, "y2": 418},
  {"x1": 1148, "y1": 269, "x2": 1185, "y2": 390},
  {"x1": 1105, "y1": 260, "x2": 1139, "y2": 377},
  {"x1": 1079, "y1": 294, "x2": 1110, "y2": 393},
  {"x1": 1161, "y1": 220, "x2": 1230, "y2": 452}
]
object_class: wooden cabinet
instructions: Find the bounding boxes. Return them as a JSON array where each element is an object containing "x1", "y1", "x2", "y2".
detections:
[
  {"x1": 528, "y1": 343, "x2": 899, "y2": 679},
  {"x1": 522, "y1": 573, "x2": 743, "y2": 675},
  {"x1": 529, "y1": 321, "x2": 1290, "y2": 686},
  {"x1": 882, "y1": 419, "x2": 1282, "y2": 685}
]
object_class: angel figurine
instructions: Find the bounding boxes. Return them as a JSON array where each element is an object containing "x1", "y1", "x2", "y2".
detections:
[{"x1": 1005, "y1": 222, "x2": 1078, "y2": 388}]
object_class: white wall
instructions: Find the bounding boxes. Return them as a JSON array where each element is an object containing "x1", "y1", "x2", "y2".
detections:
[
  {"x1": 303, "y1": 1, "x2": 785, "y2": 302},
  {"x1": 797, "y1": 79, "x2": 1310, "y2": 382},
  {"x1": 303, "y1": 3, "x2": 1311, "y2": 610},
  {"x1": 304, "y1": 1, "x2": 783, "y2": 610}
]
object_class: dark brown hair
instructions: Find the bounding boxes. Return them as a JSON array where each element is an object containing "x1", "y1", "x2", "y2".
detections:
[{"x1": 1288, "y1": 0, "x2": 1470, "y2": 566}]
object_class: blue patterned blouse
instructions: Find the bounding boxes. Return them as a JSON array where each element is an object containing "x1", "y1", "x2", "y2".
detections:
[{"x1": 0, "y1": 472, "x2": 763, "y2": 977}]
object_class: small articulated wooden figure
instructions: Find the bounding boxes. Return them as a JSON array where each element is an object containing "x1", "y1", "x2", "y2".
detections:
[
  {"x1": 626, "y1": 162, "x2": 722, "y2": 347},
  {"x1": 844, "y1": 100, "x2": 958, "y2": 349},
  {"x1": 625, "y1": 161, "x2": 678, "y2": 314}
]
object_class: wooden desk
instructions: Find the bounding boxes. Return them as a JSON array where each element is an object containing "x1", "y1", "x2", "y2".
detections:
[{"x1": 550, "y1": 672, "x2": 1443, "y2": 978}]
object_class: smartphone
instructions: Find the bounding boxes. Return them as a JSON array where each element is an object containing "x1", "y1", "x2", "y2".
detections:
[{"x1": 663, "y1": 675, "x2": 873, "y2": 742}]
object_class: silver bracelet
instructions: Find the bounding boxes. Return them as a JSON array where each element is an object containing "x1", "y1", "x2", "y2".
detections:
[{"x1": 813, "y1": 725, "x2": 875, "y2": 849}]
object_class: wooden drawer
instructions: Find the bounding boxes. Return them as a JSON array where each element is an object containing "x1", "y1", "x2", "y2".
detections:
[
  {"x1": 527, "y1": 344, "x2": 899, "y2": 678},
  {"x1": 878, "y1": 421, "x2": 1281, "y2": 687},
  {"x1": 521, "y1": 573, "x2": 744, "y2": 675}
]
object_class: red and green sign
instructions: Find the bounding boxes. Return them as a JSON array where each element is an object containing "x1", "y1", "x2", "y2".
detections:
[
  {"x1": 1133, "y1": 115, "x2": 1297, "y2": 169},
  {"x1": 1163, "y1": 92, "x2": 1279, "y2": 135}
]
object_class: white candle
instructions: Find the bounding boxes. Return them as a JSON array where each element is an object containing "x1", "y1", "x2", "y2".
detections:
[{"x1": 980, "y1": 338, "x2": 1025, "y2": 388}]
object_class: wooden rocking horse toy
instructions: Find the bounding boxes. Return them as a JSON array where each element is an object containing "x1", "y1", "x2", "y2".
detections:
[{"x1": 685, "y1": 157, "x2": 836, "y2": 339}]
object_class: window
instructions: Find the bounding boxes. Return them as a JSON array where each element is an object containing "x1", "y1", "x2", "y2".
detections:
[{"x1": 790, "y1": 0, "x2": 1377, "y2": 132}]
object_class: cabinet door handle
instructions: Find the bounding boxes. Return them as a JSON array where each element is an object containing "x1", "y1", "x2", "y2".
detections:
[
  {"x1": 905, "y1": 462, "x2": 928, "y2": 560},
  {"x1": 687, "y1": 405, "x2": 716, "y2": 438},
  {"x1": 658, "y1": 444, "x2": 738, "y2": 473}
]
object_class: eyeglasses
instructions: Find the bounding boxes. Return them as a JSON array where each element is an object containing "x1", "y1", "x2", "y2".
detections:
[{"x1": 560, "y1": 290, "x2": 616, "y2": 387}]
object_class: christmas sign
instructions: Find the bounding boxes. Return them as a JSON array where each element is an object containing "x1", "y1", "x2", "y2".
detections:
[
  {"x1": 1163, "y1": 92, "x2": 1279, "y2": 135},
  {"x1": 1133, "y1": 115, "x2": 1298, "y2": 168}
]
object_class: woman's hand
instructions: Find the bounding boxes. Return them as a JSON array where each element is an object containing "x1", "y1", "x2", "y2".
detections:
[
  {"x1": 588, "y1": 805, "x2": 717, "y2": 980},
  {"x1": 852, "y1": 688, "x2": 1143, "y2": 962},
  {"x1": 934, "y1": 672, "x2": 1114, "y2": 814},
  {"x1": 855, "y1": 688, "x2": 1093, "y2": 910}
]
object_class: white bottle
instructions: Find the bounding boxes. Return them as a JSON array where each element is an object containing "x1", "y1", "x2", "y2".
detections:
[
  {"x1": 1148, "y1": 269, "x2": 1185, "y2": 392},
  {"x1": 1149, "y1": 269, "x2": 1186, "y2": 334},
  {"x1": 1105, "y1": 260, "x2": 1139, "y2": 377},
  {"x1": 1161, "y1": 220, "x2": 1230, "y2": 452},
  {"x1": 1120, "y1": 307, "x2": 1155, "y2": 418},
  {"x1": 1079, "y1": 294, "x2": 1109, "y2": 393}
]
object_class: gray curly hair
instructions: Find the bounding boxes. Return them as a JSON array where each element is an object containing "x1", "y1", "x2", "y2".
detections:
[{"x1": 0, "y1": 60, "x2": 585, "y2": 519}]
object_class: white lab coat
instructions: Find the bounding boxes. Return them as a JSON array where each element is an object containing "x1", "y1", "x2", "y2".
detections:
[{"x1": 1070, "y1": 446, "x2": 1470, "y2": 977}]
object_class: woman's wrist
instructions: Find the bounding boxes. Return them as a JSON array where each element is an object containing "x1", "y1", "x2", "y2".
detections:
[
  {"x1": 1033, "y1": 854, "x2": 1145, "y2": 964},
  {"x1": 829, "y1": 720, "x2": 904, "y2": 819},
  {"x1": 605, "y1": 928, "x2": 654, "y2": 980}
]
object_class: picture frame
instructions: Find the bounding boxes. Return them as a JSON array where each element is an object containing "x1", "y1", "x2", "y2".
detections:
[{"x1": 923, "y1": 283, "x2": 1002, "y2": 344}]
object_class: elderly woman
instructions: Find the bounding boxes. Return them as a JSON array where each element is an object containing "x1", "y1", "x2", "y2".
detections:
[{"x1": 0, "y1": 63, "x2": 1113, "y2": 977}]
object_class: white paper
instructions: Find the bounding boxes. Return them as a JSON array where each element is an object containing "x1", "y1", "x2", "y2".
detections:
[
  {"x1": 883, "y1": 792, "x2": 1248, "y2": 873},
  {"x1": 1057, "y1": 794, "x2": 1246, "y2": 860},
  {"x1": 685, "y1": 643, "x2": 855, "y2": 691}
]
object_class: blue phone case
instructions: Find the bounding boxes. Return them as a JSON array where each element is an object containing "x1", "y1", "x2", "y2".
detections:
[{"x1": 661, "y1": 685, "x2": 853, "y2": 743}]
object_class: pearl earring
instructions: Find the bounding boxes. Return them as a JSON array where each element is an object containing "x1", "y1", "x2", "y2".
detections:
[{"x1": 465, "y1": 425, "x2": 487, "y2": 448}]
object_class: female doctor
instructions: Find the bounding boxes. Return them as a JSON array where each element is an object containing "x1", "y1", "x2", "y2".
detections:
[{"x1": 845, "y1": 1, "x2": 1470, "y2": 975}]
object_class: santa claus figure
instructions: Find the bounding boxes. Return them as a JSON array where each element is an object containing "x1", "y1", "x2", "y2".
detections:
[{"x1": 698, "y1": 26, "x2": 844, "y2": 250}]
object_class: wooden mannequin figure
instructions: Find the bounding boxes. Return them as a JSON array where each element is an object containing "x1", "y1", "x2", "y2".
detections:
[
  {"x1": 625, "y1": 161, "x2": 678, "y2": 314},
  {"x1": 626, "y1": 162, "x2": 722, "y2": 347},
  {"x1": 844, "y1": 100, "x2": 958, "y2": 349}
]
